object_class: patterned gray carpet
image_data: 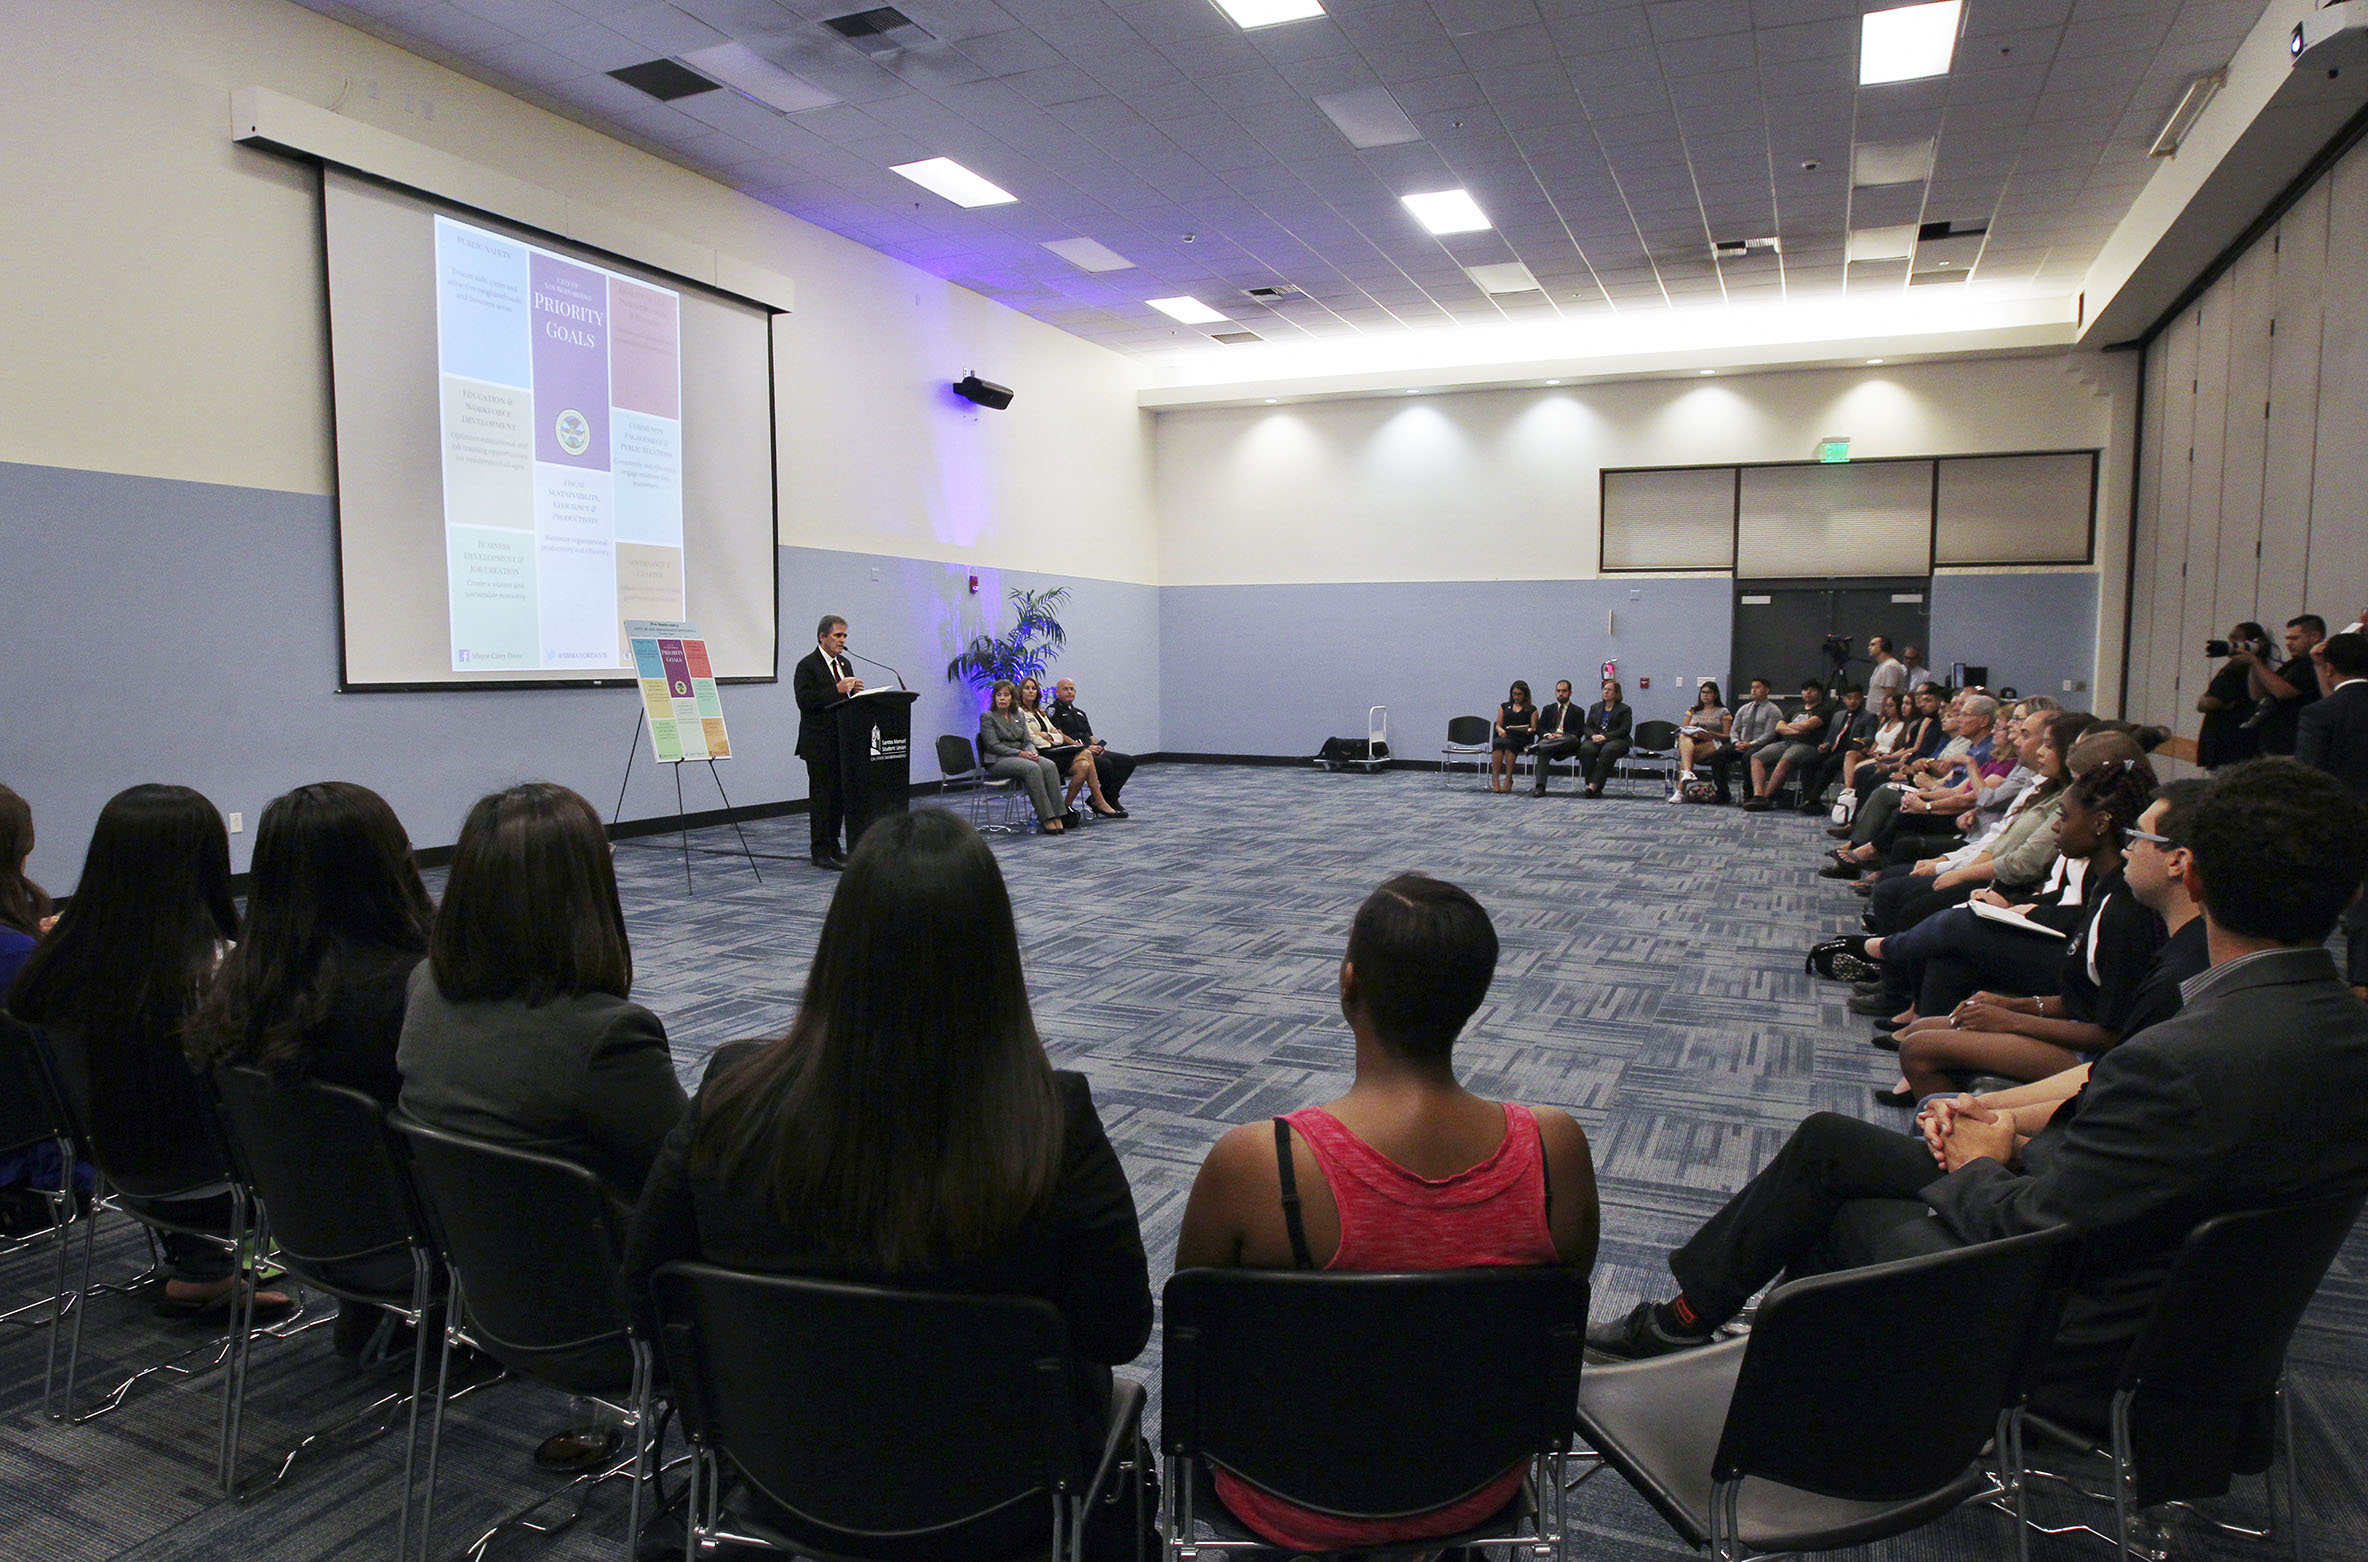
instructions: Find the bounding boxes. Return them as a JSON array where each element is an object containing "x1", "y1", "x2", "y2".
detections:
[{"x1": 3, "y1": 764, "x2": 2363, "y2": 1559}]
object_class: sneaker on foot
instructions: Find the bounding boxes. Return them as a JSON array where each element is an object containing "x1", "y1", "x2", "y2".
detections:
[{"x1": 1585, "y1": 1302, "x2": 1717, "y2": 1363}]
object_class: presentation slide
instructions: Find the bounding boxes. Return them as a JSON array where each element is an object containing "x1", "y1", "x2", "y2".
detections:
[
  {"x1": 435, "y1": 217, "x2": 684, "y2": 673},
  {"x1": 322, "y1": 170, "x2": 779, "y2": 689}
]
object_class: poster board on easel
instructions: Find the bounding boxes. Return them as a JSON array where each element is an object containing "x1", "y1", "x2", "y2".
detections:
[{"x1": 626, "y1": 619, "x2": 732, "y2": 763}]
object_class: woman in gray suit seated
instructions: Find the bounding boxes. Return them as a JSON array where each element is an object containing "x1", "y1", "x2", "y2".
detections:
[
  {"x1": 977, "y1": 679, "x2": 1068, "y2": 834},
  {"x1": 396, "y1": 782, "x2": 688, "y2": 1205}
]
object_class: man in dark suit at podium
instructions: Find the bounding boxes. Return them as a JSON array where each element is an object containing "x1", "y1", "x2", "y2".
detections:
[{"x1": 795, "y1": 615, "x2": 863, "y2": 870}]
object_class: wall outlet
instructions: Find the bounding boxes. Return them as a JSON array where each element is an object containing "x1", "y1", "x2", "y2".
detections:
[
  {"x1": 869, "y1": 567, "x2": 881, "y2": 582},
  {"x1": 2061, "y1": 679, "x2": 2087, "y2": 692},
  {"x1": 228, "y1": 812, "x2": 243, "y2": 833}
]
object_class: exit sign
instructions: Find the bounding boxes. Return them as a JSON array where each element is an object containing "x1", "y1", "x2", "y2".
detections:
[{"x1": 1816, "y1": 437, "x2": 1851, "y2": 463}]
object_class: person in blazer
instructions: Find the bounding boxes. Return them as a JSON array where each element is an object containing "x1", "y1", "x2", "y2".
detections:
[
  {"x1": 1578, "y1": 678, "x2": 1634, "y2": 798},
  {"x1": 794, "y1": 615, "x2": 864, "y2": 870},
  {"x1": 397, "y1": 783, "x2": 688, "y2": 1206},
  {"x1": 1584, "y1": 759, "x2": 2368, "y2": 1427},
  {"x1": 2297, "y1": 632, "x2": 2368, "y2": 989},
  {"x1": 1528, "y1": 679, "x2": 1584, "y2": 795}
]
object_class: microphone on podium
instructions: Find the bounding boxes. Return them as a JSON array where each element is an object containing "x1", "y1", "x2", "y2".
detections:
[{"x1": 845, "y1": 647, "x2": 908, "y2": 691}]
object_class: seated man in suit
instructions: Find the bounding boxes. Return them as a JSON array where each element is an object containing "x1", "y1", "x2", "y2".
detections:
[
  {"x1": 1578, "y1": 679, "x2": 1634, "y2": 798},
  {"x1": 1528, "y1": 679, "x2": 1583, "y2": 795},
  {"x1": 1047, "y1": 678, "x2": 1136, "y2": 817},
  {"x1": 1586, "y1": 758, "x2": 2368, "y2": 1426},
  {"x1": 2298, "y1": 632, "x2": 2368, "y2": 994}
]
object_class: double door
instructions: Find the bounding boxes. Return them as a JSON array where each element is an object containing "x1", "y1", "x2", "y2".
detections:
[{"x1": 1729, "y1": 579, "x2": 1929, "y2": 702}]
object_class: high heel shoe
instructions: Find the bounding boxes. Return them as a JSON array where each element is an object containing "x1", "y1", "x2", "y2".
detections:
[{"x1": 1871, "y1": 1085, "x2": 1917, "y2": 1108}]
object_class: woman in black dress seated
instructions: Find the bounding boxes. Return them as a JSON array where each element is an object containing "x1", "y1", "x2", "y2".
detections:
[
  {"x1": 7, "y1": 785, "x2": 291, "y2": 1318},
  {"x1": 625, "y1": 808, "x2": 1152, "y2": 1540},
  {"x1": 1489, "y1": 680, "x2": 1538, "y2": 793},
  {"x1": 188, "y1": 782, "x2": 434, "y2": 1360}
]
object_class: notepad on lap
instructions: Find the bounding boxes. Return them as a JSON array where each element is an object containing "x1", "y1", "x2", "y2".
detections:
[{"x1": 1968, "y1": 901, "x2": 2066, "y2": 938}]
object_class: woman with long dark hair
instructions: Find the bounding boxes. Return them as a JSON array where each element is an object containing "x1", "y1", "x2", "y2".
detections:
[
  {"x1": 624, "y1": 808, "x2": 1151, "y2": 1524},
  {"x1": 190, "y1": 782, "x2": 435, "y2": 1359},
  {"x1": 7, "y1": 785, "x2": 286, "y2": 1316},
  {"x1": 397, "y1": 783, "x2": 686, "y2": 1203},
  {"x1": 1488, "y1": 680, "x2": 1537, "y2": 793},
  {"x1": 0, "y1": 783, "x2": 51, "y2": 990},
  {"x1": 191, "y1": 783, "x2": 432, "y2": 1103},
  {"x1": 0, "y1": 784, "x2": 60, "y2": 1233}
]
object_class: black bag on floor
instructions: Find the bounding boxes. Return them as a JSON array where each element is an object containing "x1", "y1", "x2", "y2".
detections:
[{"x1": 1316, "y1": 736, "x2": 1388, "y2": 764}]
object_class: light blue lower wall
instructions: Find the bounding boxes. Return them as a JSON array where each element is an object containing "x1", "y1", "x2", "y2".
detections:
[
  {"x1": 1928, "y1": 572, "x2": 2101, "y2": 703},
  {"x1": 0, "y1": 461, "x2": 1159, "y2": 890},
  {"x1": 1157, "y1": 577, "x2": 1737, "y2": 758}
]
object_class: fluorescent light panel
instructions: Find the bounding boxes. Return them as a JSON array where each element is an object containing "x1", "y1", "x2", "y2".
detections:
[
  {"x1": 1211, "y1": 0, "x2": 1325, "y2": 26},
  {"x1": 1148, "y1": 296, "x2": 1228, "y2": 324},
  {"x1": 1401, "y1": 188, "x2": 1491, "y2": 235},
  {"x1": 1860, "y1": 1, "x2": 1962, "y2": 86},
  {"x1": 889, "y1": 156, "x2": 1016, "y2": 207},
  {"x1": 677, "y1": 42, "x2": 839, "y2": 114},
  {"x1": 1852, "y1": 138, "x2": 1934, "y2": 187},
  {"x1": 1315, "y1": 86, "x2": 1422, "y2": 149},
  {"x1": 1847, "y1": 224, "x2": 1918, "y2": 263},
  {"x1": 1042, "y1": 237, "x2": 1135, "y2": 272},
  {"x1": 1464, "y1": 261, "x2": 1539, "y2": 294}
]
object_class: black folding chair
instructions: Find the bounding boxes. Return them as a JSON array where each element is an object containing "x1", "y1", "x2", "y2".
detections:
[
  {"x1": 1438, "y1": 715, "x2": 1493, "y2": 787},
  {"x1": 2015, "y1": 1190, "x2": 2368, "y2": 1562},
  {"x1": 938, "y1": 734, "x2": 1030, "y2": 834},
  {"x1": 394, "y1": 1116, "x2": 660, "y2": 1560},
  {"x1": 1619, "y1": 719, "x2": 1682, "y2": 797},
  {"x1": 653, "y1": 1263, "x2": 1146, "y2": 1562},
  {"x1": 44, "y1": 1031, "x2": 275, "y2": 1493},
  {"x1": 1161, "y1": 1266, "x2": 1587, "y2": 1559},
  {"x1": 0, "y1": 1015, "x2": 86, "y2": 1415},
  {"x1": 210, "y1": 1067, "x2": 444, "y2": 1556},
  {"x1": 1576, "y1": 1224, "x2": 2074, "y2": 1562}
]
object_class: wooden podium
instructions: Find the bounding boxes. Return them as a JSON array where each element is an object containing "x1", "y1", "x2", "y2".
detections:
[{"x1": 832, "y1": 688, "x2": 919, "y2": 846}]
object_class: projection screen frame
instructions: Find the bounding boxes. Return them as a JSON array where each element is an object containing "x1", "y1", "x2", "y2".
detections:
[{"x1": 316, "y1": 164, "x2": 782, "y2": 693}]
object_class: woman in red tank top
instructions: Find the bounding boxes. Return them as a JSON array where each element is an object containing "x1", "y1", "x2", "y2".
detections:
[{"x1": 1175, "y1": 874, "x2": 1599, "y2": 1554}]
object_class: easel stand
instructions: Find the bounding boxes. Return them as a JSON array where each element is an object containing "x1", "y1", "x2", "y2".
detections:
[{"x1": 609, "y1": 707, "x2": 766, "y2": 893}]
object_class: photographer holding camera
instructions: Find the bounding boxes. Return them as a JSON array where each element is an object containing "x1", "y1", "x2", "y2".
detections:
[
  {"x1": 2220, "y1": 615, "x2": 2326, "y2": 756},
  {"x1": 2195, "y1": 620, "x2": 2266, "y2": 769}
]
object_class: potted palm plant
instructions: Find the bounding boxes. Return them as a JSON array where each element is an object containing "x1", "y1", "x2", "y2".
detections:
[{"x1": 945, "y1": 586, "x2": 1071, "y2": 696}]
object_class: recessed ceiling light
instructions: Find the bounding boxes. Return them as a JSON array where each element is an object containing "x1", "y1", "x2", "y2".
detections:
[
  {"x1": 1314, "y1": 86, "x2": 1421, "y2": 149},
  {"x1": 1400, "y1": 189, "x2": 1492, "y2": 235},
  {"x1": 677, "y1": 42, "x2": 840, "y2": 114},
  {"x1": 890, "y1": 157, "x2": 1016, "y2": 207},
  {"x1": 1544, "y1": 379, "x2": 1562, "y2": 386},
  {"x1": 1867, "y1": 358, "x2": 1885, "y2": 364},
  {"x1": 1265, "y1": 398, "x2": 1279, "y2": 404},
  {"x1": 1860, "y1": 1, "x2": 1962, "y2": 86},
  {"x1": 1464, "y1": 261, "x2": 1540, "y2": 294},
  {"x1": 1698, "y1": 369, "x2": 1716, "y2": 376},
  {"x1": 1148, "y1": 296, "x2": 1228, "y2": 325},
  {"x1": 1211, "y1": 0, "x2": 1325, "y2": 29},
  {"x1": 1851, "y1": 139, "x2": 1934, "y2": 187},
  {"x1": 1847, "y1": 224, "x2": 1919, "y2": 263},
  {"x1": 1041, "y1": 237, "x2": 1134, "y2": 272}
]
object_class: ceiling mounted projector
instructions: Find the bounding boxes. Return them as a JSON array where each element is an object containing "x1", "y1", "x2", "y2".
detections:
[
  {"x1": 952, "y1": 373, "x2": 1014, "y2": 409},
  {"x1": 2294, "y1": 1, "x2": 2368, "y2": 69}
]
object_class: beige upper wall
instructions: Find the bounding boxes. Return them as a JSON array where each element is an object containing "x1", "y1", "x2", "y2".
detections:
[
  {"x1": 1153, "y1": 354, "x2": 2131, "y2": 587},
  {"x1": 0, "y1": 0, "x2": 1159, "y2": 583}
]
